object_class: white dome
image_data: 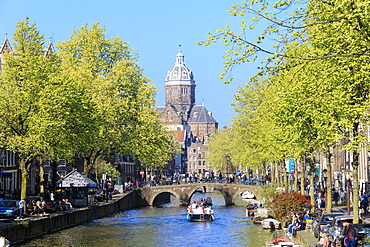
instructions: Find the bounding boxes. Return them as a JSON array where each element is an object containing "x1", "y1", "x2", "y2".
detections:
[{"x1": 165, "y1": 52, "x2": 195, "y2": 86}]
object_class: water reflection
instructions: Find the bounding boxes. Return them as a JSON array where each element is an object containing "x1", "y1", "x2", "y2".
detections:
[{"x1": 19, "y1": 192, "x2": 272, "y2": 247}]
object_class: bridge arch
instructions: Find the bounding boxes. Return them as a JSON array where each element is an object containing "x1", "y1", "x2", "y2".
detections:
[{"x1": 140, "y1": 183, "x2": 259, "y2": 206}]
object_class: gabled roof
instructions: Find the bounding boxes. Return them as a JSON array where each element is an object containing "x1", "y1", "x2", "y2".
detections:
[
  {"x1": 57, "y1": 170, "x2": 97, "y2": 188},
  {"x1": 169, "y1": 130, "x2": 186, "y2": 143},
  {"x1": 0, "y1": 34, "x2": 12, "y2": 54},
  {"x1": 44, "y1": 39, "x2": 55, "y2": 57},
  {"x1": 188, "y1": 105, "x2": 217, "y2": 124}
]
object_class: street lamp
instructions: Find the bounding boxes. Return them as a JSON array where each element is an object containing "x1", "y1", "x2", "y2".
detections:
[{"x1": 225, "y1": 154, "x2": 230, "y2": 183}]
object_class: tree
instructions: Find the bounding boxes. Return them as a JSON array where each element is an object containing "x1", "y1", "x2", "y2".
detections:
[
  {"x1": 57, "y1": 22, "x2": 175, "y2": 174},
  {"x1": 200, "y1": 0, "x2": 370, "y2": 223},
  {"x1": 269, "y1": 191, "x2": 307, "y2": 223},
  {"x1": 207, "y1": 126, "x2": 234, "y2": 172},
  {"x1": 0, "y1": 18, "x2": 74, "y2": 200}
]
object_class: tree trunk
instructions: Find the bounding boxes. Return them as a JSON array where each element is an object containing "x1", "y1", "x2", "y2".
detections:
[
  {"x1": 308, "y1": 152, "x2": 316, "y2": 214},
  {"x1": 19, "y1": 158, "x2": 28, "y2": 201},
  {"x1": 277, "y1": 162, "x2": 281, "y2": 184},
  {"x1": 299, "y1": 157, "x2": 305, "y2": 195},
  {"x1": 325, "y1": 149, "x2": 333, "y2": 213},
  {"x1": 271, "y1": 162, "x2": 276, "y2": 185},
  {"x1": 39, "y1": 156, "x2": 45, "y2": 196},
  {"x1": 293, "y1": 159, "x2": 298, "y2": 191},
  {"x1": 51, "y1": 160, "x2": 58, "y2": 193},
  {"x1": 353, "y1": 151, "x2": 360, "y2": 224}
]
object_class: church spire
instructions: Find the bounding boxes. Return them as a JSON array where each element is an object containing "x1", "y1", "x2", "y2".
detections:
[
  {"x1": 0, "y1": 32, "x2": 12, "y2": 54},
  {"x1": 44, "y1": 35, "x2": 55, "y2": 57}
]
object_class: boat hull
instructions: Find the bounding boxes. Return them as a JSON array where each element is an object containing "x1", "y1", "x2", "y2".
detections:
[
  {"x1": 187, "y1": 214, "x2": 215, "y2": 222},
  {"x1": 261, "y1": 219, "x2": 281, "y2": 229}
]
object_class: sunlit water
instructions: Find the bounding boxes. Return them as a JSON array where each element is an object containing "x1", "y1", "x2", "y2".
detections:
[{"x1": 18, "y1": 192, "x2": 274, "y2": 247}]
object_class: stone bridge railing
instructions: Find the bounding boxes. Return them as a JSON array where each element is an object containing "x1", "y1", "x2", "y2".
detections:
[{"x1": 139, "y1": 183, "x2": 259, "y2": 206}]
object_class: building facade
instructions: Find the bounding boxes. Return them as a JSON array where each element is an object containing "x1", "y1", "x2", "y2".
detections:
[{"x1": 157, "y1": 50, "x2": 218, "y2": 175}]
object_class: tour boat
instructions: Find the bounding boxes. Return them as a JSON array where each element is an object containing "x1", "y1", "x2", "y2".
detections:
[{"x1": 187, "y1": 205, "x2": 215, "y2": 222}]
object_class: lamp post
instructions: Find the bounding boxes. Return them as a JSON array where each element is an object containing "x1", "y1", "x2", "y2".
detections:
[{"x1": 225, "y1": 154, "x2": 230, "y2": 183}]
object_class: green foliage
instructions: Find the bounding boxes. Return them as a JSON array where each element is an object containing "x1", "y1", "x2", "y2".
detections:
[
  {"x1": 95, "y1": 161, "x2": 120, "y2": 180},
  {"x1": 0, "y1": 19, "x2": 176, "y2": 199},
  {"x1": 56, "y1": 22, "x2": 175, "y2": 171},
  {"x1": 19, "y1": 220, "x2": 29, "y2": 228},
  {"x1": 200, "y1": 0, "x2": 370, "y2": 221},
  {"x1": 269, "y1": 191, "x2": 306, "y2": 222},
  {"x1": 259, "y1": 185, "x2": 280, "y2": 206},
  {"x1": 207, "y1": 126, "x2": 234, "y2": 171}
]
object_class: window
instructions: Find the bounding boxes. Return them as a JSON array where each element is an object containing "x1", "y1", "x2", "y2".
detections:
[
  {"x1": 171, "y1": 88, "x2": 178, "y2": 95},
  {"x1": 181, "y1": 88, "x2": 188, "y2": 94}
]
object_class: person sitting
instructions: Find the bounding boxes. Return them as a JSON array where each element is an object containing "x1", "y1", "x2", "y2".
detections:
[
  {"x1": 95, "y1": 191, "x2": 104, "y2": 202},
  {"x1": 63, "y1": 199, "x2": 73, "y2": 210},
  {"x1": 287, "y1": 212, "x2": 297, "y2": 234},
  {"x1": 292, "y1": 216, "x2": 306, "y2": 237},
  {"x1": 55, "y1": 200, "x2": 64, "y2": 212},
  {"x1": 315, "y1": 231, "x2": 329, "y2": 247},
  {"x1": 27, "y1": 200, "x2": 36, "y2": 215},
  {"x1": 35, "y1": 199, "x2": 46, "y2": 216}
]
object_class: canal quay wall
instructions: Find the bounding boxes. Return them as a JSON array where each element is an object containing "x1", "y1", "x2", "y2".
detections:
[{"x1": 0, "y1": 190, "x2": 170, "y2": 245}]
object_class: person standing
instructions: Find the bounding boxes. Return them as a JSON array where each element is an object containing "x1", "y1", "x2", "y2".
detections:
[
  {"x1": 103, "y1": 181, "x2": 108, "y2": 202},
  {"x1": 361, "y1": 192, "x2": 369, "y2": 215},
  {"x1": 341, "y1": 220, "x2": 358, "y2": 247},
  {"x1": 340, "y1": 190, "x2": 345, "y2": 205},
  {"x1": 333, "y1": 189, "x2": 339, "y2": 206},
  {"x1": 50, "y1": 192, "x2": 55, "y2": 202},
  {"x1": 18, "y1": 199, "x2": 24, "y2": 219}
]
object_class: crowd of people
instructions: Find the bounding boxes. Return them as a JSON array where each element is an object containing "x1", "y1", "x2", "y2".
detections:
[
  {"x1": 26, "y1": 197, "x2": 73, "y2": 217},
  {"x1": 286, "y1": 210, "x2": 313, "y2": 238},
  {"x1": 187, "y1": 197, "x2": 213, "y2": 215}
]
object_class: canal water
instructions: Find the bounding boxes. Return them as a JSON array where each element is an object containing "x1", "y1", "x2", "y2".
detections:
[{"x1": 19, "y1": 192, "x2": 274, "y2": 247}]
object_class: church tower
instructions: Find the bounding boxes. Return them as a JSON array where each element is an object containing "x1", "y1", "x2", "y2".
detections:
[
  {"x1": 158, "y1": 48, "x2": 218, "y2": 175},
  {"x1": 164, "y1": 47, "x2": 196, "y2": 122}
]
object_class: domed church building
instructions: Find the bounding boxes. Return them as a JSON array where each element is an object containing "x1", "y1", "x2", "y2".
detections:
[{"x1": 157, "y1": 48, "x2": 218, "y2": 175}]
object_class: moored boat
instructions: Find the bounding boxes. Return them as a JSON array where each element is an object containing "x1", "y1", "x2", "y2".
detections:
[
  {"x1": 245, "y1": 202, "x2": 262, "y2": 217},
  {"x1": 253, "y1": 207, "x2": 269, "y2": 224},
  {"x1": 239, "y1": 191, "x2": 256, "y2": 199},
  {"x1": 261, "y1": 218, "x2": 281, "y2": 230},
  {"x1": 266, "y1": 236, "x2": 302, "y2": 247}
]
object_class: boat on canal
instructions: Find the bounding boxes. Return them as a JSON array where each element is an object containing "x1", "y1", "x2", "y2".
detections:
[{"x1": 187, "y1": 203, "x2": 215, "y2": 222}]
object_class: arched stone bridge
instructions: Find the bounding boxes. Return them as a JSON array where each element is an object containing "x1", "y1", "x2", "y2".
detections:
[{"x1": 139, "y1": 183, "x2": 259, "y2": 206}]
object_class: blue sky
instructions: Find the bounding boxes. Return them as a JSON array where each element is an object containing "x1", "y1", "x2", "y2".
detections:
[{"x1": 0, "y1": 0, "x2": 262, "y2": 127}]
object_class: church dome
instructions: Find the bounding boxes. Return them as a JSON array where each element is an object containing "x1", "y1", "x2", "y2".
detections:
[{"x1": 165, "y1": 51, "x2": 195, "y2": 86}]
